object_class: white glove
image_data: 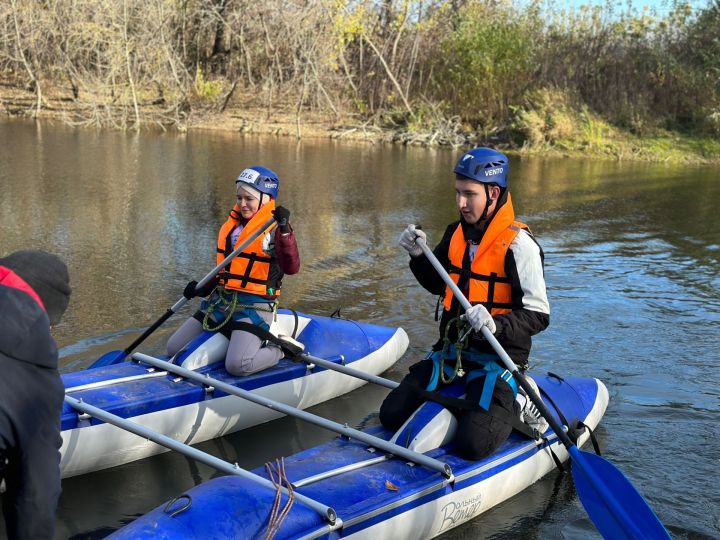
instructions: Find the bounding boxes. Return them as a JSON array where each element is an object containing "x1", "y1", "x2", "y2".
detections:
[
  {"x1": 463, "y1": 304, "x2": 497, "y2": 334},
  {"x1": 398, "y1": 225, "x2": 426, "y2": 257}
]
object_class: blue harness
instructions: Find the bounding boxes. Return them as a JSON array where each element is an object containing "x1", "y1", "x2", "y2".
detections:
[{"x1": 425, "y1": 343, "x2": 517, "y2": 411}]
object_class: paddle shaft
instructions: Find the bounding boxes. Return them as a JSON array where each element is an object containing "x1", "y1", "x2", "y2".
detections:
[
  {"x1": 416, "y1": 237, "x2": 576, "y2": 450},
  {"x1": 120, "y1": 217, "x2": 277, "y2": 356}
]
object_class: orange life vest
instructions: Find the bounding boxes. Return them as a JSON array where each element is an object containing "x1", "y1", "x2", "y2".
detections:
[
  {"x1": 443, "y1": 195, "x2": 528, "y2": 316},
  {"x1": 216, "y1": 201, "x2": 280, "y2": 297}
]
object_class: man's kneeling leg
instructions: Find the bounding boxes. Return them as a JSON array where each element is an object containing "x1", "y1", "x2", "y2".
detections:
[
  {"x1": 379, "y1": 360, "x2": 435, "y2": 431},
  {"x1": 454, "y1": 377, "x2": 516, "y2": 460}
]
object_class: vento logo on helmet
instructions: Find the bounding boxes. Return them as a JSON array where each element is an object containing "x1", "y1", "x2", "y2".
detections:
[
  {"x1": 263, "y1": 181, "x2": 278, "y2": 189},
  {"x1": 237, "y1": 169, "x2": 260, "y2": 183},
  {"x1": 484, "y1": 168, "x2": 504, "y2": 177}
]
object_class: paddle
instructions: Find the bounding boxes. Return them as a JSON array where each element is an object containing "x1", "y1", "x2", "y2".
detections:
[
  {"x1": 412, "y1": 227, "x2": 670, "y2": 540},
  {"x1": 90, "y1": 216, "x2": 278, "y2": 368}
]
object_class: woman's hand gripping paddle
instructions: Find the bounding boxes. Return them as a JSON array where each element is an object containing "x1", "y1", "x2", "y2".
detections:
[
  {"x1": 89, "y1": 217, "x2": 278, "y2": 368},
  {"x1": 411, "y1": 225, "x2": 670, "y2": 540}
]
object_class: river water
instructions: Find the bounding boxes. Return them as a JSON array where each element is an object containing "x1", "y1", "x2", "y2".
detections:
[{"x1": 0, "y1": 118, "x2": 718, "y2": 539}]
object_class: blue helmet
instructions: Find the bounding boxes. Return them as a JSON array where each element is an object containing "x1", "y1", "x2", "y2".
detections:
[
  {"x1": 453, "y1": 148, "x2": 509, "y2": 188},
  {"x1": 235, "y1": 166, "x2": 279, "y2": 199}
]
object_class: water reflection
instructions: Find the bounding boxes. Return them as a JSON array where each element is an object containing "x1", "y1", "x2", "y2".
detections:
[{"x1": 0, "y1": 118, "x2": 718, "y2": 538}]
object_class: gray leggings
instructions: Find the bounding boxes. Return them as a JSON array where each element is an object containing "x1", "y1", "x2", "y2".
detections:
[{"x1": 167, "y1": 310, "x2": 283, "y2": 376}]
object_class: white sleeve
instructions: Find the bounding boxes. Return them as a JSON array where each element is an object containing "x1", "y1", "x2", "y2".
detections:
[
  {"x1": 509, "y1": 230, "x2": 550, "y2": 315},
  {"x1": 262, "y1": 231, "x2": 275, "y2": 254}
]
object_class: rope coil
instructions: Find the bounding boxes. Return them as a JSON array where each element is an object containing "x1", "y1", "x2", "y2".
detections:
[
  {"x1": 202, "y1": 287, "x2": 276, "y2": 332},
  {"x1": 162, "y1": 494, "x2": 192, "y2": 517}
]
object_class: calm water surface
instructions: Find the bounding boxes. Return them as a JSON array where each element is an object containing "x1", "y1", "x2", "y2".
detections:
[{"x1": 0, "y1": 119, "x2": 718, "y2": 539}]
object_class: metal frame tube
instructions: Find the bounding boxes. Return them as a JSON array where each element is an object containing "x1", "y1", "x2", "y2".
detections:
[
  {"x1": 300, "y1": 354, "x2": 399, "y2": 390},
  {"x1": 292, "y1": 455, "x2": 390, "y2": 488},
  {"x1": 64, "y1": 395, "x2": 337, "y2": 524},
  {"x1": 132, "y1": 353, "x2": 453, "y2": 479},
  {"x1": 65, "y1": 370, "x2": 168, "y2": 393}
]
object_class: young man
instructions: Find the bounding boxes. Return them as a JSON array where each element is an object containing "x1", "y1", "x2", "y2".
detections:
[
  {"x1": 380, "y1": 147, "x2": 550, "y2": 460},
  {"x1": 0, "y1": 250, "x2": 72, "y2": 540}
]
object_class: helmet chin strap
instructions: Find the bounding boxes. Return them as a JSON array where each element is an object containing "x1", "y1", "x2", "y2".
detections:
[{"x1": 473, "y1": 184, "x2": 493, "y2": 225}]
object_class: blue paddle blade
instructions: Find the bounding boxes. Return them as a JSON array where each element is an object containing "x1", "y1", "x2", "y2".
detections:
[
  {"x1": 88, "y1": 350, "x2": 127, "y2": 369},
  {"x1": 569, "y1": 447, "x2": 670, "y2": 540}
]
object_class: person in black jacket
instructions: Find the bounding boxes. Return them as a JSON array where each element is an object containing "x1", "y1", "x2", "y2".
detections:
[
  {"x1": 380, "y1": 148, "x2": 550, "y2": 460},
  {"x1": 0, "y1": 250, "x2": 71, "y2": 540}
]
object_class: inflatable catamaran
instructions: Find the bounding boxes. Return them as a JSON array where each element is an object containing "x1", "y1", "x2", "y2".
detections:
[
  {"x1": 68, "y1": 230, "x2": 670, "y2": 539},
  {"x1": 104, "y1": 364, "x2": 609, "y2": 539},
  {"x1": 61, "y1": 309, "x2": 409, "y2": 478}
]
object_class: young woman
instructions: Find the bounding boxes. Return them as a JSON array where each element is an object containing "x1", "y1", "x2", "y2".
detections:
[{"x1": 167, "y1": 166, "x2": 301, "y2": 376}]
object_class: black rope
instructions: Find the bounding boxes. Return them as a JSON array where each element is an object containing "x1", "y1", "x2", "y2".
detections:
[
  {"x1": 576, "y1": 421, "x2": 602, "y2": 455},
  {"x1": 163, "y1": 494, "x2": 192, "y2": 517},
  {"x1": 547, "y1": 441, "x2": 568, "y2": 472},
  {"x1": 537, "y1": 381, "x2": 584, "y2": 444},
  {"x1": 222, "y1": 321, "x2": 303, "y2": 358},
  {"x1": 288, "y1": 308, "x2": 299, "y2": 338}
]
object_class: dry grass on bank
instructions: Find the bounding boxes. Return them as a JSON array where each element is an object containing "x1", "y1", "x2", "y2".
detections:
[
  {"x1": 0, "y1": 80, "x2": 390, "y2": 143},
  {"x1": 2, "y1": 81, "x2": 719, "y2": 165}
]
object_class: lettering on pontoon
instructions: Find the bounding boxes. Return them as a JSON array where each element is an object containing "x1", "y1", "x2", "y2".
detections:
[{"x1": 438, "y1": 493, "x2": 483, "y2": 532}]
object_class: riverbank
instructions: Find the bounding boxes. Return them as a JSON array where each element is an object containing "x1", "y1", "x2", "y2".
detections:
[{"x1": 2, "y1": 82, "x2": 719, "y2": 165}]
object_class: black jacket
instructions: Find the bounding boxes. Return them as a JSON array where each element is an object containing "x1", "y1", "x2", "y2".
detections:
[
  {"x1": 409, "y1": 207, "x2": 550, "y2": 368},
  {"x1": 0, "y1": 270, "x2": 60, "y2": 369},
  {"x1": 0, "y1": 268, "x2": 64, "y2": 540}
]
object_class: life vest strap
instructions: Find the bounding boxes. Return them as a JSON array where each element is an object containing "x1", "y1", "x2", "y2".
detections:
[
  {"x1": 216, "y1": 246, "x2": 273, "y2": 263},
  {"x1": 220, "y1": 249, "x2": 272, "y2": 289},
  {"x1": 220, "y1": 272, "x2": 280, "y2": 289},
  {"x1": 234, "y1": 251, "x2": 273, "y2": 264},
  {"x1": 447, "y1": 263, "x2": 513, "y2": 284}
]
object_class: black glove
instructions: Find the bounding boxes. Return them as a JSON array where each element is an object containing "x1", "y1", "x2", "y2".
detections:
[
  {"x1": 273, "y1": 206, "x2": 291, "y2": 233},
  {"x1": 182, "y1": 280, "x2": 199, "y2": 300}
]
